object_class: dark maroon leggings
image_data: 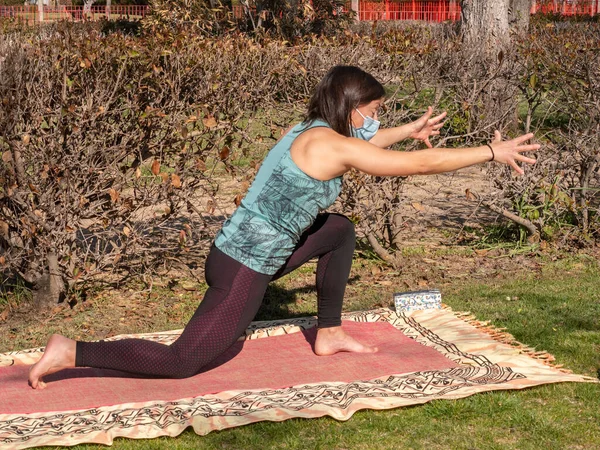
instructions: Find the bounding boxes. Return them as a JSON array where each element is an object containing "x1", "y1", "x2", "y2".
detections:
[{"x1": 76, "y1": 213, "x2": 356, "y2": 378}]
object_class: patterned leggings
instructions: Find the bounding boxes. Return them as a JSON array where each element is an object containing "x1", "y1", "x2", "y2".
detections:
[{"x1": 76, "y1": 213, "x2": 356, "y2": 378}]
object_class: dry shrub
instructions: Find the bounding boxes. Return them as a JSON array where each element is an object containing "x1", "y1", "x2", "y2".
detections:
[
  {"x1": 1, "y1": 19, "x2": 599, "y2": 305},
  {"x1": 0, "y1": 25, "x2": 314, "y2": 305},
  {"x1": 335, "y1": 24, "x2": 522, "y2": 265},
  {"x1": 481, "y1": 22, "x2": 600, "y2": 245},
  {"x1": 341, "y1": 21, "x2": 600, "y2": 264}
]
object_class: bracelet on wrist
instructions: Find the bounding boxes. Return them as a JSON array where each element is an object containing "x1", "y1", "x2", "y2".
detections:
[{"x1": 486, "y1": 143, "x2": 495, "y2": 162}]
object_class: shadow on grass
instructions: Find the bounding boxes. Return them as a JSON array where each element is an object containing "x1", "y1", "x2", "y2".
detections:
[{"x1": 254, "y1": 276, "x2": 360, "y2": 322}]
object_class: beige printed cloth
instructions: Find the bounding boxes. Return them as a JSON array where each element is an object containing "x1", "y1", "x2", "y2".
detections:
[{"x1": 0, "y1": 307, "x2": 595, "y2": 449}]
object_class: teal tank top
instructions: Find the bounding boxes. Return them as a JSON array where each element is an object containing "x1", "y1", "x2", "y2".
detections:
[{"x1": 214, "y1": 120, "x2": 342, "y2": 275}]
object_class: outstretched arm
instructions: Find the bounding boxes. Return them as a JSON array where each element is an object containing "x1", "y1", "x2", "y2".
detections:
[
  {"x1": 291, "y1": 127, "x2": 538, "y2": 181},
  {"x1": 368, "y1": 107, "x2": 447, "y2": 149},
  {"x1": 338, "y1": 130, "x2": 538, "y2": 177}
]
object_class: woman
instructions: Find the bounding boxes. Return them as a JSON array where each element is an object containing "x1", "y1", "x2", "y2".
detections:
[{"x1": 29, "y1": 66, "x2": 538, "y2": 388}]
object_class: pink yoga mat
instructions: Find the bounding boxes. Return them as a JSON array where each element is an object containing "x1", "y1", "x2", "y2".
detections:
[{"x1": 0, "y1": 321, "x2": 457, "y2": 415}]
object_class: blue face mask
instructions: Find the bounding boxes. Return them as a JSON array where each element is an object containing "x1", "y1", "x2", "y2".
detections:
[{"x1": 352, "y1": 108, "x2": 380, "y2": 141}]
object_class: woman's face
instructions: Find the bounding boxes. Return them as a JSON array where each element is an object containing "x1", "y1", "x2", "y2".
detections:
[{"x1": 351, "y1": 98, "x2": 383, "y2": 128}]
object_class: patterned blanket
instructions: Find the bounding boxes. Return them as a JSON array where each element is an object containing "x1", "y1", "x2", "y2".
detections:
[{"x1": 0, "y1": 307, "x2": 595, "y2": 449}]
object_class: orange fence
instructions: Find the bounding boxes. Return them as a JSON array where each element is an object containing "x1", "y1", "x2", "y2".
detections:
[{"x1": 0, "y1": 5, "x2": 148, "y2": 24}]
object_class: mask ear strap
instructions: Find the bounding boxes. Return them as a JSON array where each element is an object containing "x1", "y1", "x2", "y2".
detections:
[{"x1": 355, "y1": 108, "x2": 366, "y2": 120}]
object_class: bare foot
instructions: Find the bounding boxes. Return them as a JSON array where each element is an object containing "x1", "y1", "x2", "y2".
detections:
[
  {"x1": 28, "y1": 334, "x2": 76, "y2": 389},
  {"x1": 314, "y1": 326, "x2": 378, "y2": 356}
]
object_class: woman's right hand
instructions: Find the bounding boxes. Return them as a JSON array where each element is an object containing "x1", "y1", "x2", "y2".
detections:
[{"x1": 489, "y1": 130, "x2": 539, "y2": 175}]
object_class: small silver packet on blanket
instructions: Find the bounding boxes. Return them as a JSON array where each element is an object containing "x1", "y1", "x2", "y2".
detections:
[{"x1": 394, "y1": 289, "x2": 442, "y2": 313}]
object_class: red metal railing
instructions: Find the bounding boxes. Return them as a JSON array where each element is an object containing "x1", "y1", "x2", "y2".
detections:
[
  {"x1": 0, "y1": 5, "x2": 148, "y2": 24},
  {"x1": 360, "y1": 0, "x2": 460, "y2": 22},
  {"x1": 532, "y1": 0, "x2": 600, "y2": 16},
  {"x1": 359, "y1": 0, "x2": 600, "y2": 22}
]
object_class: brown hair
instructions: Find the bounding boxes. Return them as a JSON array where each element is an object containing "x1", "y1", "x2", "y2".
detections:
[{"x1": 303, "y1": 66, "x2": 385, "y2": 137}]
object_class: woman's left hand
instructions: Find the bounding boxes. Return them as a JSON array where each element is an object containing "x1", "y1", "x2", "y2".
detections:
[{"x1": 409, "y1": 106, "x2": 447, "y2": 148}]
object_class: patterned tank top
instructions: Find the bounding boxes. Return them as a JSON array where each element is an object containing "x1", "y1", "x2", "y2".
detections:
[{"x1": 214, "y1": 120, "x2": 342, "y2": 275}]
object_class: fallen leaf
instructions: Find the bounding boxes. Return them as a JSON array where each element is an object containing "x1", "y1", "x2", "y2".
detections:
[
  {"x1": 171, "y1": 174, "x2": 182, "y2": 188},
  {"x1": 108, "y1": 188, "x2": 120, "y2": 203},
  {"x1": 465, "y1": 188, "x2": 477, "y2": 201},
  {"x1": 135, "y1": 167, "x2": 142, "y2": 179},
  {"x1": 203, "y1": 116, "x2": 217, "y2": 128},
  {"x1": 0, "y1": 220, "x2": 8, "y2": 238},
  {"x1": 0, "y1": 308, "x2": 8, "y2": 322},
  {"x1": 219, "y1": 146, "x2": 230, "y2": 161},
  {"x1": 151, "y1": 160, "x2": 160, "y2": 176},
  {"x1": 123, "y1": 226, "x2": 131, "y2": 237},
  {"x1": 206, "y1": 199, "x2": 215, "y2": 214},
  {"x1": 234, "y1": 193, "x2": 242, "y2": 206},
  {"x1": 411, "y1": 202, "x2": 424, "y2": 211},
  {"x1": 180, "y1": 282, "x2": 197, "y2": 291},
  {"x1": 195, "y1": 158, "x2": 206, "y2": 171}
]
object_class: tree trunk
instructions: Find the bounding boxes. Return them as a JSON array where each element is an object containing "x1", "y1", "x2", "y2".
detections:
[
  {"x1": 366, "y1": 233, "x2": 401, "y2": 268},
  {"x1": 106, "y1": 0, "x2": 111, "y2": 19},
  {"x1": 351, "y1": 0, "x2": 359, "y2": 21},
  {"x1": 32, "y1": 252, "x2": 65, "y2": 310},
  {"x1": 578, "y1": 154, "x2": 600, "y2": 234},
  {"x1": 483, "y1": 202, "x2": 540, "y2": 242},
  {"x1": 509, "y1": 0, "x2": 531, "y2": 33},
  {"x1": 460, "y1": 0, "x2": 510, "y2": 48},
  {"x1": 83, "y1": 0, "x2": 94, "y2": 17}
]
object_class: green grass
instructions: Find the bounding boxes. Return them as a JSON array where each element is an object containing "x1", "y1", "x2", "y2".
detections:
[
  {"x1": 0, "y1": 277, "x2": 30, "y2": 310},
  {"x1": 29, "y1": 256, "x2": 600, "y2": 450},
  {"x1": 445, "y1": 262, "x2": 600, "y2": 376}
]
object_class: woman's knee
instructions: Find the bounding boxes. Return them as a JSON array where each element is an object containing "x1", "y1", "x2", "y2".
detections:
[{"x1": 327, "y1": 214, "x2": 356, "y2": 242}]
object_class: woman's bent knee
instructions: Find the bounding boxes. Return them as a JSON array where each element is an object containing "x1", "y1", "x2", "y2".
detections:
[{"x1": 328, "y1": 214, "x2": 356, "y2": 242}]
